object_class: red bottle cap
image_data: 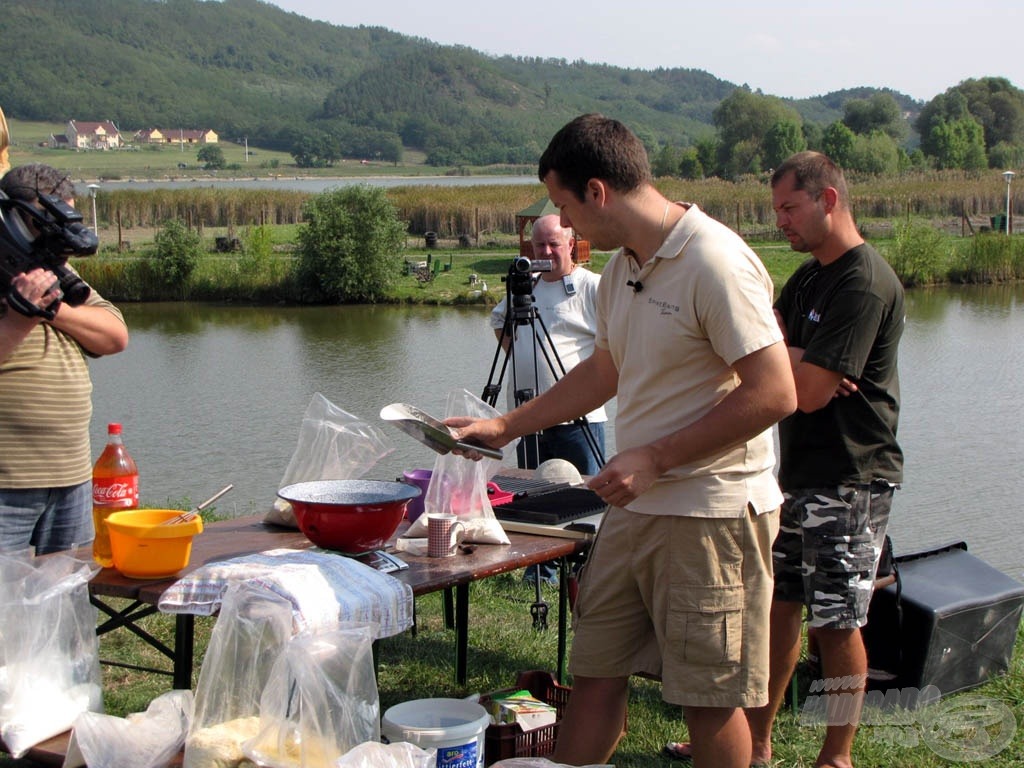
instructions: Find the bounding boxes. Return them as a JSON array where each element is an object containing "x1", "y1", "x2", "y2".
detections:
[{"x1": 108, "y1": 423, "x2": 123, "y2": 435}]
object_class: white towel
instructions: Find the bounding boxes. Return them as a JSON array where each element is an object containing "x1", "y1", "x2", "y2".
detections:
[{"x1": 158, "y1": 548, "x2": 413, "y2": 638}]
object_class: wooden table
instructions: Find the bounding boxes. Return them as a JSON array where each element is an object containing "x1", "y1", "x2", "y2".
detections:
[
  {"x1": 89, "y1": 514, "x2": 588, "y2": 689},
  {"x1": 6, "y1": 515, "x2": 589, "y2": 765}
]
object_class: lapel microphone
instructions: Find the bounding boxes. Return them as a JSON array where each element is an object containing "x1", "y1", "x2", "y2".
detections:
[{"x1": 626, "y1": 280, "x2": 644, "y2": 294}]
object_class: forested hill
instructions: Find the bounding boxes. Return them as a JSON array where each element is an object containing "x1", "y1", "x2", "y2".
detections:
[{"x1": 2, "y1": 0, "x2": 920, "y2": 164}]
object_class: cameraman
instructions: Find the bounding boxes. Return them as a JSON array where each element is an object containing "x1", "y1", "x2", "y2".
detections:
[
  {"x1": 489, "y1": 214, "x2": 606, "y2": 584},
  {"x1": 0, "y1": 163, "x2": 129, "y2": 554},
  {"x1": 490, "y1": 215, "x2": 606, "y2": 473}
]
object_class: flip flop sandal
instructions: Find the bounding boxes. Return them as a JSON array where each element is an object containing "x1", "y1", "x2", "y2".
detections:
[
  {"x1": 661, "y1": 742, "x2": 693, "y2": 762},
  {"x1": 661, "y1": 742, "x2": 769, "y2": 767}
]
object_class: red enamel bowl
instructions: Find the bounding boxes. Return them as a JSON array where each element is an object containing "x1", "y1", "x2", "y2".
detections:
[{"x1": 277, "y1": 479, "x2": 421, "y2": 554}]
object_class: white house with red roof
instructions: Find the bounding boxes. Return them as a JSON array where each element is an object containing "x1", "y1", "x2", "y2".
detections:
[{"x1": 64, "y1": 120, "x2": 123, "y2": 150}]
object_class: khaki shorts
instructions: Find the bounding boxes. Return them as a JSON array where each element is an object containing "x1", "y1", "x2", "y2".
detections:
[{"x1": 569, "y1": 505, "x2": 778, "y2": 708}]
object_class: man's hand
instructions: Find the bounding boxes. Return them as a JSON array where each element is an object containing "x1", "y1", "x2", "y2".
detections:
[
  {"x1": 586, "y1": 445, "x2": 661, "y2": 507},
  {"x1": 446, "y1": 416, "x2": 509, "y2": 461},
  {"x1": 834, "y1": 377, "x2": 859, "y2": 398},
  {"x1": 7, "y1": 268, "x2": 62, "y2": 320}
]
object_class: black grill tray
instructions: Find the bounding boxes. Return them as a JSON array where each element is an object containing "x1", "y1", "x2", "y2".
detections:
[{"x1": 491, "y1": 484, "x2": 607, "y2": 526}]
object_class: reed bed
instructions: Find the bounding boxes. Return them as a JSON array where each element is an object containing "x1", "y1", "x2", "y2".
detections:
[{"x1": 94, "y1": 172, "x2": 1018, "y2": 242}]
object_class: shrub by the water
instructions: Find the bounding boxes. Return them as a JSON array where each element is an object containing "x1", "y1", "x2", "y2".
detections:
[
  {"x1": 295, "y1": 186, "x2": 407, "y2": 303},
  {"x1": 153, "y1": 219, "x2": 202, "y2": 288}
]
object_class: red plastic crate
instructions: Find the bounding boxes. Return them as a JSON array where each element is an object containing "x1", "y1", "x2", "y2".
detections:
[{"x1": 481, "y1": 670, "x2": 571, "y2": 765}]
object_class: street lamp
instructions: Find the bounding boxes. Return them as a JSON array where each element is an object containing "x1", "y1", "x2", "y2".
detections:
[
  {"x1": 87, "y1": 183, "x2": 100, "y2": 234},
  {"x1": 1003, "y1": 171, "x2": 1015, "y2": 235}
]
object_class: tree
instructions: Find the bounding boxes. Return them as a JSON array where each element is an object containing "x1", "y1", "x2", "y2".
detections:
[
  {"x1": 153, "y1": 219, "x2": 201, "y2": 286},
  {"x1": 847, "y1": 131, "x2": 900, "y2": 175},
  {"x1": 917, "y1": 78, "x2": 1024, "y2": 164},
  {"x1": 652, "y1": 144, "x2": 685, "y2": 177},
  {"x1": 927, "y1": 118, "x2": 988, "y2": 170},
  {"x1": 821, "y1": 121, "x2": 856, "y2": 169},
  {"x1": 296, "y1": 187, "x2": 406, "y2": 303},
  {"x1": 197, "y1": 144, "x2": 226, "y2": 170},
  {"x1": 842, "y1": 93, "x2": 908, "y2": 142},
  {"x1": 763, "y1": 120, "x2": 807, "y2": 171},
  {"x1": 713, "y1": 88, "x2": 803, "y2": 178},
  {"x1": 677, "y1": 148, "x2": 705, "y2": 180}
]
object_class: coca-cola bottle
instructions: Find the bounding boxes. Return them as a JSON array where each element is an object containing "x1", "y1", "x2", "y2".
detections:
[{"x1": 92, "y1": 422, "x2": 139, "y2": 567}]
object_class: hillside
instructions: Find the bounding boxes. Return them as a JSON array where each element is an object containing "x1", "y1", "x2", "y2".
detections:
[{"x1": 1, "y1": 0, "x2": 922, "y2": 163}]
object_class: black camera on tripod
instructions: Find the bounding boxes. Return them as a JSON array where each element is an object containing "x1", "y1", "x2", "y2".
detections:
[
  {"x1": 0, "y1": 190, "x2": 97, "y2": 318},
  {"x1": 505, "y1": 256, "x2": 554, "y2": 316}
]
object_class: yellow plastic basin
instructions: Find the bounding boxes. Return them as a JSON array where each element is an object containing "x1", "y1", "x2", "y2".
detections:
[{"x1": 106, "y1": 509, "x2": 204, "y2": 579}]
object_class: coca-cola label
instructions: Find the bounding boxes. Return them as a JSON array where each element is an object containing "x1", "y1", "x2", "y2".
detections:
[{"x1": 93, "y1": 477, "x2": 139, "y2": 507}]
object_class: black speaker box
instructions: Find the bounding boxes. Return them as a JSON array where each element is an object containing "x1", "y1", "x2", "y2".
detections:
[{"x1": 862, "y1": 542, "x2": 1024, "y2": 696}]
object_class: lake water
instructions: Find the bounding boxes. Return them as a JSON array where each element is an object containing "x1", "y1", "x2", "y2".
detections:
[{"x1": 88, "y1": 285, "x2": 1024, "y2": 579}]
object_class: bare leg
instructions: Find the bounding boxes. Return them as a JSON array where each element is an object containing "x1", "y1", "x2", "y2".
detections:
[
  {"x1": 551, "y1": 675, "x2": 628, "y2": 765},
  {"x1": 812, "y1": 627, "x2": 866, "y2": 768},
  {"x1": 744, "y1": 599, "x2": 803, "y2": 763},
  {"x1": 683, "y1": 706, "x2": 752, "y2": 768}
]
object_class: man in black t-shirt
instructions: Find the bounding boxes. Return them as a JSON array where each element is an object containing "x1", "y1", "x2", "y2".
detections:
[{"x1": 751, "y1": 152, "x2": 904, "y2": 768}]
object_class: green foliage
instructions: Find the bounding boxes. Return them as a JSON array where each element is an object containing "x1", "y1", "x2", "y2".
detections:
[
  {"x1": 884, "y1": 220, "x2": 952, "y2": 285},
  {"x1": 295, "y1": 187, "x2": 407, "y2": 302},
  {"x1": 927, "y1": 118, "x2": 988, "y2": 170},
  {"x1": 954, "y1": 232, "x2": 1024, "y2": 282},
  {"x1": 917, "y1": 78, "x2": 1024, "y2": 166},
  {"x1": 842, "y1": 93, "x2": 908, "y2": 142},
  {"x1": 822, "y1": 121, "x2": 856, "y2": 169},
  {"x1": 847, "y1": 131, "x2": 900, "y2": 175},
  {"x1": 196, "y1": 145, "x2": 226, "y2": 170},
  {"x1": 713, "y1": 89, "x2": 804, "y2": 177},
  {"x1": 763, "y1": 120, "x2": 807, "y2": 170},
  {"x1": 152, "y1": 219, "x2": 202, "y2": 286}
]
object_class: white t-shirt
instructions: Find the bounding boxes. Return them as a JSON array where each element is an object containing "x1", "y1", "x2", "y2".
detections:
[{"x1": 489, "y1": 266, "x2": 607, "y2": 424}]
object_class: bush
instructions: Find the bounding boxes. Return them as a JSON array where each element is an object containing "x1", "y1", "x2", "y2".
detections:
[
  {"x1": 295, "y1": 186, "x2": 406, "y2": 302},
  {"x1": 884, "y1": 220, "x2": 951, "y2": 286},
  {"x1": 152, "y1": 219, "x2": 202, "y2": 287}
]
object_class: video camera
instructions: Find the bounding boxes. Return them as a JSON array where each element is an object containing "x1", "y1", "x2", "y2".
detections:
[
  {"x1": 505, "y1": 255, "x2": 554, "y2": 299},
  {"x1": 0, "y1": 190, "x2": 96, "y2": 320}
]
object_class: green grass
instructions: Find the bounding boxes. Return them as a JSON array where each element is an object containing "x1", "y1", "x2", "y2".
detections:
[{"x1": 3, "y1": 573, "x2": 1021, "y2": 766}]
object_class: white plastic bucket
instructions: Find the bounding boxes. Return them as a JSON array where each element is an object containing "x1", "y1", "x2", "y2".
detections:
[{"x1": 382, "y1": 698, "x2": 490, "y2": 768}]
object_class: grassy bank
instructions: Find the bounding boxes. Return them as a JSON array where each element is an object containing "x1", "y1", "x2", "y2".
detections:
[
  {"x1": 74, "y1": 227, "x2": 1023, "y2": 307},
  {"x1": 3, "y1": 569, "x2": 1021, "y2": 767}
]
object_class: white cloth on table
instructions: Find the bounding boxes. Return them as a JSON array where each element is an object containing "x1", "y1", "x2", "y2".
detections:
[{"x1": 157, "y1": 548, "x2": 413, "y2": 638}]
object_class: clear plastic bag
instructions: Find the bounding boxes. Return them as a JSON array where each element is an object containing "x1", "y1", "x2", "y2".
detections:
[
  {"x1": 185, "y1": 583, "x2": 294, "y2": 768},
  {"x1": 0, "y1": 552, "x2": 102, "y2": 758},
  {"x1": 334, "y1": 741, "x2": 436, "y2": 768},
  {"x1": 70, "y1": 689, "x2": 193, "y2": 768},
  {"x1": 266, "y1": 393, "x2": 394, "y2": 527},
  {"x1": 402, "y1": 389, "x2": 509, "y2": 545},
  {"x1": 243, "y1": 624, "x2": 380, "y2": 768}
]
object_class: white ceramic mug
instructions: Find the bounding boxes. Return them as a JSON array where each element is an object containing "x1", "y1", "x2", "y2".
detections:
[{"x1": 427, "y1": 513, "x2": 464, "y2": 558}]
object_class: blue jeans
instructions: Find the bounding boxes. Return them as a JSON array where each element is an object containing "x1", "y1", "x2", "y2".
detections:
[
  {"x1": 516, "y1": 421, "x2": 606, "y2": 476},
  {"x1": 0, "y1": 482, "x2": 94, "y2": 555}
]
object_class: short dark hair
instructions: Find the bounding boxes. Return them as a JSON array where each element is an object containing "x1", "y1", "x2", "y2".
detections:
[
  {"x1": 771, "y1": 151, "x2": 849, "y2": 207},
  {"x1": 0, "y1": 163, "x2": 75, "y2": 203},
  {"x1": 538, "y1": 114, "x2": 651, "y2": 201}
]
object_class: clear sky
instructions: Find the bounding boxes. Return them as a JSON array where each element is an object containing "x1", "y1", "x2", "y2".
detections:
[{"x1": 269, "y1": 0, "x2": 1021, "y2": 103}]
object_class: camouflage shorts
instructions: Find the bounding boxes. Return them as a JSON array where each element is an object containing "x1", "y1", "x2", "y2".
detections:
[{"x1": 773, "y1": 483, "x2": 894, "y2": 629}]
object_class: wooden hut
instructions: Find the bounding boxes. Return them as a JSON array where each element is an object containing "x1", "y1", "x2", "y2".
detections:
[{"x1": 515, "y1": 198, "x2": 591, "y2": 264}]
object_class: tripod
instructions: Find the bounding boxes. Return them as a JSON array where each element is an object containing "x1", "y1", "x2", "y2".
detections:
[
  {"x1": 482, "y1": 263, "x2": 605, "y2": 629},
  {"x1": 481, "y1": 265, "x2": 605, "y2": 472}
]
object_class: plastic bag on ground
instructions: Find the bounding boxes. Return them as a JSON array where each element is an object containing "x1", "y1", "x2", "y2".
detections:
[
  {"x1": 0, "y1": 552, "x2": 102, "y2": 758},
  {"x1": 185, "y1": 583, "x2": 294, "y2": 768},
  {"x1": 243, "y1": 624, "x2": 380, "y2": 768},
  {"x1": 266, "y1": 393, "x2": 394, "y2": 528},
  {"x1": 69, "y1": 689, "x2": 193, "y2": 768},
  {"x1": 402, "y1": 389, "x2": 509, "y2": 545},
  {"x1": 333, "y1": 741, "x2": 435, "y2": 768}
]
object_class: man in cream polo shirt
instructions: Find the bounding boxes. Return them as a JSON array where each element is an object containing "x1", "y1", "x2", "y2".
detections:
[{"x1": 449, "y1": 114, "x2": 796, "y2": 768}]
